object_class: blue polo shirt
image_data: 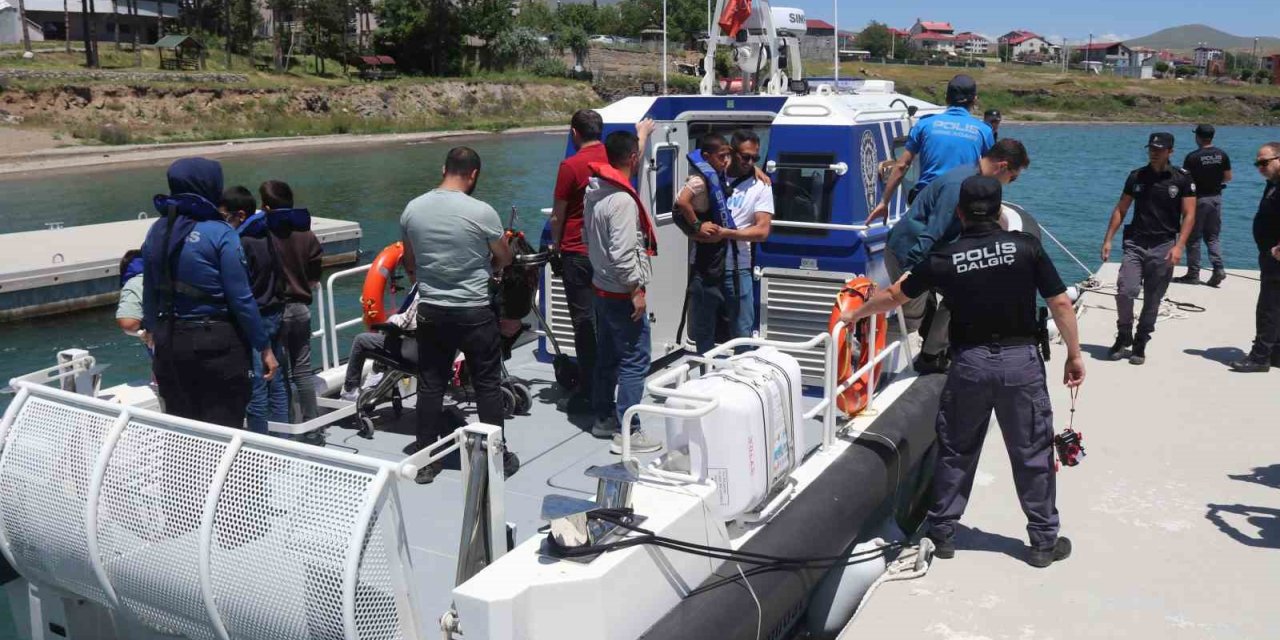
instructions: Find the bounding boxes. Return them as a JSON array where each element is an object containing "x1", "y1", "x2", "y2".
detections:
[{"x1": 905, "y1": 107, "x2": 994, "y2": 190}]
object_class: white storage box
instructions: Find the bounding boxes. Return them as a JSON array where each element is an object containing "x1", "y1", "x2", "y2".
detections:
[{"x1": 665, "y1": 347, "x2": 805, "y2": 520}]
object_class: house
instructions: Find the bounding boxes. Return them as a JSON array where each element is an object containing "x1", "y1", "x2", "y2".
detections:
[
  {"x1": 17, "y1": 0, "x2": 175, "y2": 43},
  {"x1": 953, "y1": 32, "x2": 991, "y2": 56},
  {"x1": 1193, "y1": 45, "x2": 1224, "y2": 71},
  {"x1": 907, "y1": 19, "x2": 956, "y2": 54},
  {"x1": 258, "y1": 1, "x2": 379, "y2": 50},
  {"x1": 0, "y1": 0, "x2": 45, "y2": 45},
  {"x1": 1076, "y1": 41, "x2": 1131, "y2": 67},
  {"x1": 800, "y1": 19, "x2": 857, "y2": 61},
  {"x1": 999, "y1": 30, "x2": 1058, "y2": 61},
  {"x1": 1130, "y1": 47, "x2": 1157, "y2": 67}
]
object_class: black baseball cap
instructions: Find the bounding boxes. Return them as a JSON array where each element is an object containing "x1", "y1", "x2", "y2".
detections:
[
  {"x1": 946, "y1": 74, "x2": 978, "y2": 106},
  {"x1": 958, "y1": 175, "x2": 1003, "y2": 217},
  {"x1": 1146, "y1": 132, "x2": 1174, "y2": 150},
  {"x1": 984, "y1": 109, "x2": 1002, "y2": 121},
  {"x1": 1193, "y1": 124, "x2": 1215, "y2": 138}
]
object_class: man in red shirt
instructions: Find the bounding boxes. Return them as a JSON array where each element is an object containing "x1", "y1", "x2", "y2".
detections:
[{"x1": 550, "y1": 110, "x2": 653, "y2": 412}]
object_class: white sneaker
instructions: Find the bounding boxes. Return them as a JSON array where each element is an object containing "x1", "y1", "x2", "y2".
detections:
[
  {"x1": 610, "y1": 430, "x2": 663, "y2": 455},
  {"x1": 363, "y1": 371, "x2": 385, "y2": 389},
  {"x1": 339, "y1": 386, "x2": 360, "y2": 402}
]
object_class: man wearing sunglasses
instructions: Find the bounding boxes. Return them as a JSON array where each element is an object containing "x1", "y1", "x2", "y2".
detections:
[
  {"x1": 884, "y1": 138, "x2": 1030, "y2": 373},
  {"x1": 1229, "y1": 143, "x2": 1280, "y2": 372}
]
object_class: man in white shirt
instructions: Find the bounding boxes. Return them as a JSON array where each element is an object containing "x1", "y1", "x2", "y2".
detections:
[{"x1": 703, "y1": 129, "x2": 774, "y2": 347}]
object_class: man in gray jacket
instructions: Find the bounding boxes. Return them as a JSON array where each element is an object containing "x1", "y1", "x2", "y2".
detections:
[{"x1": 584, "y1": 130, "x2": 663, "y2": 454}]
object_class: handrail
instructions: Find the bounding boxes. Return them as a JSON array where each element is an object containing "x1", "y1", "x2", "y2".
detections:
[
  {"x1": 770, "y1": 219, "x2": 886, "y2": 233},
  {"x1": 314, "y1": 282, "x2": 330, "y2": 371},
  {"x1": 325, "y1": 263, "x2": 375, "y2": 371},
  {"x1": 5, "y1": 353, "x2": 96, "y2": 390}
]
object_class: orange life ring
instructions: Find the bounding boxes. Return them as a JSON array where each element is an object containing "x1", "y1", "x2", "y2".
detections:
[
  {"x1": 828, "y1": 277, "x2": 888, "y2": 416},
  {"x1": 360, "y1": 242, "x2": 404, "y2": 328}
]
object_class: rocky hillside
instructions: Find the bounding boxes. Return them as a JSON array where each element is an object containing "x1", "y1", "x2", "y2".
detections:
[{"x1": 0, "y1": 79, "x2": 603, "y2": 144}]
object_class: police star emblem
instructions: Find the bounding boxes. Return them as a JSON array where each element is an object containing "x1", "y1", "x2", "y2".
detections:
[
  {"x1": 859, "y1": 131, "x2": 878, "y2": 212},
  {"x1": 1167, "y1": 184, "x2": 1179, "y2": 198}
]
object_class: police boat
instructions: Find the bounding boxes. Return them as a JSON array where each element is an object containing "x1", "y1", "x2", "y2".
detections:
[{"x1": 0, "y1": 3, "x2": 964, "y2": 639}]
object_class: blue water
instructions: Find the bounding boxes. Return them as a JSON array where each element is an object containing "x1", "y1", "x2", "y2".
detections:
[{"x1": 0, "y1": 124, "x2": 1274, "y2": 393}]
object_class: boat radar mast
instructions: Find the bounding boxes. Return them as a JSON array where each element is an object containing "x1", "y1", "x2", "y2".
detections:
[{"x1": 700, "y1": 0, "x2": 806, "y2": 96}]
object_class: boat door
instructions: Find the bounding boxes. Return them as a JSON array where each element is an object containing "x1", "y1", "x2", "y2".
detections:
[{"x1": 638, "y1": 120, "x2": 690, "y2": 357}]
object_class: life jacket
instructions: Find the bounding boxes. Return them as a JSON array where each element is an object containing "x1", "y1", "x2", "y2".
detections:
[
  {"x1": 265, "y1": 207, "x2": 312, "y2": 232},
  {"x1": 237, "y1": 210, "x2": 288, "y2": 304},
  {"x1": 686, "y1": 150, "x2": 735, "y2": 232},
  {"x1": 120, "y1": 255, "x2": 144, "y2": 287},
  {"x1": 588, "y1": 162, "x2": 658, "y2": 256},
  {"x1": 145, "y1": 192, "x2": 224, "y2": 315}
]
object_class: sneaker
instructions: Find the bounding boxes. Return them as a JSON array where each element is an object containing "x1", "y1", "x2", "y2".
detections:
[
  {"x1": 414, "y1": 461, "x2": 445, "y2": 485},
  {"x1": 1129, "y1": 338, "x2": 1148, "y2": 365},
  {"x1": 591, "y1": 415, "x2": 621, "y2": 439},
  {"x1": 1230, "y1": 356, "x2": 1271, "y2": 373},
  {"x1": 1171, "y1": 272, "x2": 1201, "y2": 285},
  {"x1": 1107, "y1": 331, "x2": 1133, "y2": 361},
  {"x1": 1206, "y1": 270, "x2": 1226, "y2": 288},
  {"x1": 913, "y1": 351, "x2": 950, "y2": 375},
  {"x1": 1027, "y1": 536, "x2": 1072, "y2": 568},
  {"x1": 610, "y1": 430, "x2": 663, "y2": 454},
  {"x1": 927, "y1": 531, "x2": 955, "y2": 560},
  {"x1": 363, "y1": 371, "x2": 385, "y2": 389},
  {"x1": 339, "y1": 386, "x2": 361, "y2": 402}
]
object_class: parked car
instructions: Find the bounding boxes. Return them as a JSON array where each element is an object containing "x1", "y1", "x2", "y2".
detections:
[{"x1": 589, "y1": 35, "x2": 615, "y2": 44}]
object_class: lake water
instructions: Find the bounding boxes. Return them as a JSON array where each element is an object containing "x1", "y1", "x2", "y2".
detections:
[{"x1": 0, "y1": 124, "x2": 1275, "y2": 392}]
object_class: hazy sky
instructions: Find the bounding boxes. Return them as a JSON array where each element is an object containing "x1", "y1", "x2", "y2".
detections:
[{"x1": 760, "y1": 0, "x2": 1277, "y2": 44}]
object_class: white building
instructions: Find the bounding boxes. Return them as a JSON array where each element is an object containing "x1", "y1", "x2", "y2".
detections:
[
  {"x1": 953, "y1": 32, "x2": 991, "y2": 56},
  {"x1": 0, "y1": 0, "x2": 44, "y2": 45},
  {"x1": 1193, "y1": 45, "x2": 1224, "y2": 70},
  {"x1": 1000, "y1": 31, "x2": 1057, "y2": 61}
]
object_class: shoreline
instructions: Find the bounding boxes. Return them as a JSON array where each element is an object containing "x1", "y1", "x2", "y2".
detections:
[{"x1": 0, "y1": 125, "x2": 567, "y2": 179}]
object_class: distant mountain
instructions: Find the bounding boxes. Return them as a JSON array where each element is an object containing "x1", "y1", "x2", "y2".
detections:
[{"x1": 1128, "y1": 24, "x2": 1280, "y2": 53}]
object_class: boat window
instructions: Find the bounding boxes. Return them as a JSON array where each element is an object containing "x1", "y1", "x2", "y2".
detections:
[
  {"x1": 652, "y1": 146, "x2": 676, "y2": 216},
  {"x1": 771, "y1": 152, "x2": 836, "y2": 236}
]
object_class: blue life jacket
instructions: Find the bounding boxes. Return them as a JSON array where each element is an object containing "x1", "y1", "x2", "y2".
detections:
[
  {"x1": 120, "y1": 256, "x2": 145, "y2": 287},
  {"x1": 265, "y1": 207, "x2": 312, "y2": 232},
  {"x1": 686, "y1": 151, "x2": 735, "y2": 230},
  {"x1": 238, "y1": 210, "x2": 269, "y2": 238},
  {"x1": 140, "y1": 158, "x2": 267, "y2": 351}
]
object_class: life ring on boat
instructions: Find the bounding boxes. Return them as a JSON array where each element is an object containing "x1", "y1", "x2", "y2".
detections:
[
  {"x1": 827, "y1": 277, "x2": 888, "y2": 417},
  {"x1": 360, "y1": 242, "x2": 404, "y2": 328}
]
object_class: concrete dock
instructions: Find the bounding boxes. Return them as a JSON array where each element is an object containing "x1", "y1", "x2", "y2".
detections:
[
  {"x1": 845, "y1": 263, "x2": 1280, "y2": 640},
  {"x1": 0, "y1": 216, "x2": 361, "y2": 321}
]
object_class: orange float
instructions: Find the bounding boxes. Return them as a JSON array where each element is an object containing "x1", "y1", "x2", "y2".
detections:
[
  {"x1": 827, "y1": 277, "x2": 888, "y2": 416},
  {"x1": 360, "y1": 242, "x2": 404, "y2": 328}
]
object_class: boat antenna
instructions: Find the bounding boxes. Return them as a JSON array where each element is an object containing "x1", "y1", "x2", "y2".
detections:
[
  {"x1": 832, "y1": 0, "x2": 838, "y2": 86},
  {"x1": 662, "y1": 0, "x2": 669, "y2": 94}
]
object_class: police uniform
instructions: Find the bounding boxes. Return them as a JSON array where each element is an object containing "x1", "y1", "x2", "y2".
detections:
[
  {"x1": 1112, "y1": 132, "x2": 1195, "y2": 360},
  {"x1": 1232, "y1": 172, "x2": 1280, "y2": 370},
  {"x1": 903, "y1": 74, "x2": 994, "y2": 203},
  {"x1": 142, "y1": 158, "x2": 268, "y2": 429},
  {"x1": 899, "y1": 176, "x2": 1067, "y2": 553},
  {"x1": 1178, "y1": 124, "x2": 1231, "y2": 284}
]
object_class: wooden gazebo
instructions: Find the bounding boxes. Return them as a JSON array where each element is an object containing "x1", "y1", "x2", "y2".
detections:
[{"x1": 156, "y1": 35, "x2": 206, "y2": 71}]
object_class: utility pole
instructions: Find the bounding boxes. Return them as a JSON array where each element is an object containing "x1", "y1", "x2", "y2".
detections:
[
  {"x1": 1254, "y1": 37, "x2": 1260, "y2": 72},
  {"x1": 1086, "y1": 33, "x2": 1092, "y2": 66}
]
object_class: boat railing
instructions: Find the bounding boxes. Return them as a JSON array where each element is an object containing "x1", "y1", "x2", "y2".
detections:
[
  {"x1": 0, "y1": 381, "x2": 509, "y2": 640},
  {"x1": 315, "y1": 262, "x2": 380, "y2": 373}
]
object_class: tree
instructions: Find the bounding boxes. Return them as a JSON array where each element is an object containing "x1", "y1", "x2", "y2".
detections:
[
  {"x1": 81, "y1": 0, "x2": 99, "y2": 67},
  {"x1": 267, "y1": 0, "x2": 295, "y2": 71},
  {"x1": 1239, "y1": 69, "x2": 1254, "y2": 82},
  {"x1": 514, "y1": 0, "x2": 555, "y2": 34},
  {"x1": 130, "y1": 0, "x2": 140, "y2": 66},
  {"x1": 1174, "y1": 65, "x2": 1197, "y2": 78},
  {"x1": 558, "y1": 24, "x2": 588, "y2": 70},
  {"x1": 1154, "y1": 60, "x2": 1170, "y2": 74},
  {"x1": 491, "y1": 25, "x2": 547, "y2": 70},
  {"x1": 462, "y1": 0, "x2": 513, "y2": 44},
  {"x1": 855, "y1": 21, "x2": 891, "y2": 59},
  {"x1": 376, "y1": 0, "x2": 464, "y2": 75}
]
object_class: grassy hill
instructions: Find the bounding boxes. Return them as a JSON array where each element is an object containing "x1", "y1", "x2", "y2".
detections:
[{"x1": 1128, "y1": 24, "x2": 1280, "y2": 53}]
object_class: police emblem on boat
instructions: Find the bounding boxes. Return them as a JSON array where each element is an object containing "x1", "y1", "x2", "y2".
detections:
[{"x1": 860, "y1": 131, "x2": 878, "y2": 212}]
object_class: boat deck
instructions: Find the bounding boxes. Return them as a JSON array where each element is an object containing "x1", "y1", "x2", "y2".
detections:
[{"x1": 846, "y1": 263, "x2": 1280, "y2": 640}]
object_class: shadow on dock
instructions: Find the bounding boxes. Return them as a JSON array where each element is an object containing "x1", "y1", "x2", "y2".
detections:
[{"x1": 1205, "y1": 504, "x2": 1280, "y2": 549}]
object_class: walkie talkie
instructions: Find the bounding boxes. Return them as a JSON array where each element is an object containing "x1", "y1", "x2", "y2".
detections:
[{"x1": 1037, "y1": 307, "x2": 1051, "y2": 362}]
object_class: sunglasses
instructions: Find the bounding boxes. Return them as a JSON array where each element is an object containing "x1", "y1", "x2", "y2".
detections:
[
  {"x1": 1256, "y1": 157, "x2": 1279, "y2": 168},
  {"x1": 738, "y1": 153, "x2": 761, "y2": 163}
]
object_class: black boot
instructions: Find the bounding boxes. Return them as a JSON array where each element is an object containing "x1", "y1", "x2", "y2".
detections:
[
  {"x1": 1129, "y1": 336, "x2": 1148, "y2": 365},
  {"x1": 1230, "y1": 353, "x2": 1272, "y2": 373},
  {"x1": 1206, "y1": 270, "x2": 1226, "y2": 288},
  {"x1": 1172, "y1": 270, "x2": 1201, "y2": 285},
  {"x1": 1027, "y1": 537, "x2": 1072, "y2": 568},
  {"x1": 1107, "y1": 330, "x2": 1133, "y2": 361},
  {"x1": 1271, "y1": 347, "x2": 1280, "y2": 367}
]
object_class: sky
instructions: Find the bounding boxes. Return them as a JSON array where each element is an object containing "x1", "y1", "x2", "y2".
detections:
[{"x1": 779, "y1": 0, "x2": 1277, "y2": 44}]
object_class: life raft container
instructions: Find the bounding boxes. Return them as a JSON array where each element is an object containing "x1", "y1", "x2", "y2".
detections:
[
  {"x1": 360, "y1": 242, "x2": 404, "y2": 328},
  {"x1": 827, "y1": 277, "x2": 888, "y2": 416}
]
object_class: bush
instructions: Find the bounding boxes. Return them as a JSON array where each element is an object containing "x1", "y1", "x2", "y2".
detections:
[
  {"x1": 492, "y1": 26, "x2": 549, "y2": 71},
  {"x1": 97, "y1": 123, "x2": 132, "y2": 145},
  {"x1": 530, "y1": 56, "x2": 567, "y2": 78}
]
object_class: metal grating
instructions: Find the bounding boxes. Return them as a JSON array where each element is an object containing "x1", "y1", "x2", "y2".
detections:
[
  {"x1": 0, "y1": 386, "x2": 418, "y2": 640},
  {"x1": 0, "y1": 397, "x2": 114, "y2": 605},
  {"x1": 760, "y1": 271, "x2": 852, "y2": 386},
  {"x1": 544, "y1": 274, "x2": 578, "y2": 358}
]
